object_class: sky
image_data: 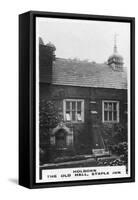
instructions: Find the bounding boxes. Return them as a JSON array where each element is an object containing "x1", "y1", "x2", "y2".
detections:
[{"x1": 37, "y1": 17, "x2": 130, "y2": 68}]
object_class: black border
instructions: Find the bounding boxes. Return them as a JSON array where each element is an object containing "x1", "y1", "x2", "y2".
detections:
[{"x1": 19, "y1": 11, "x2": 135, "y2": 189}]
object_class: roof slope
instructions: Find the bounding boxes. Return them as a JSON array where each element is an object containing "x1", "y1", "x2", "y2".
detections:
[{"x1": 40, "y1": 58, "x2": 127, "y2": 90}]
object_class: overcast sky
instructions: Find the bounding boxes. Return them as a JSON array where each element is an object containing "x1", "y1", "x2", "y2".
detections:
[{"x1": 37, "y1": 17, "x2": 130, "y2": 68}]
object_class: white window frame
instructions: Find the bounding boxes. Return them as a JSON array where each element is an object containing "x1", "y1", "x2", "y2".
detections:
[
  {"x1": 63, "y1": 99, "x2": 84, "y2": 123},
  {"x1": 102, "y1": 100, "x2": 119, "y2": 123}
]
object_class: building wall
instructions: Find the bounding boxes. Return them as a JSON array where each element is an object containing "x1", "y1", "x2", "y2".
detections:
[{"x1": 40, "y1": 83, "x2": 127, "y2": 159}]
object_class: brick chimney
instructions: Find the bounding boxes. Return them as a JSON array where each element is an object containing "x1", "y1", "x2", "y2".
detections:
[{"x1": 39, "y1": 37, "x2": 56, "y2": 83}]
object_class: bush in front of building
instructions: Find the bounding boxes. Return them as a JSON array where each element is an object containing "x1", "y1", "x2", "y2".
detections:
[
  {"x1": 39, "y1": 99, "x2": 62, "y2": 164},
  {"x1": 97, "y1": 157, "x2": 125, "y2": 166},
  {"x1": 97, "y1": 142, "x2": 128, "y2": 167},
  {"x1": 40, "y1": 98, "x2": 62, "y2": 130},
  {"x1": 100, "y1": 123, "x2": 127, "y2": 146},
  {"x1": 97, "y1": 142, "x2": 128, "y2": 169},
  {"x1": 109, "y1": 142, "x2": 128, "y2": 164},
  {"x1": 99, "y1": 123, "x2": 128, "y2": 167}
]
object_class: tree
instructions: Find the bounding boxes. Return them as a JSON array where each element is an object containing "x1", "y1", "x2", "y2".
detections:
[
  {"x1": 39, "y1": 98, "x2": 62, "y2": 163},
  {"x1": 40, "y1": 98, "x2": 61, "y2": 131}
]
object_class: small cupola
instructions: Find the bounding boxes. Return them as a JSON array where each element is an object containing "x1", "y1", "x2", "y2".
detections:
[{"x1": 108, "y1": 34, "x2": 124, "y2": 71}]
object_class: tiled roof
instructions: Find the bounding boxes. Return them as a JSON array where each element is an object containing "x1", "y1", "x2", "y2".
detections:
[{"x1": 40, "y1": 58, "x2": 127, "y2": 90}]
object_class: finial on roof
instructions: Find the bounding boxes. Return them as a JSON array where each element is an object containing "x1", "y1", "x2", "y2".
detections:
[
  {"x1": 107, "y1": 33, "x2": 124, "y2": 71},
  {"x1": 114, "y1": 33, "x2": 118, "y2": 53}
]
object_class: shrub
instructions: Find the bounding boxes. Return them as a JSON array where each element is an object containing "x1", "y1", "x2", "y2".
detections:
[
  {"x1": 39, "y1": 99, "x2": 62, "y2": 163},
  {"x1": 109, "y1": 142, "x2": 128, "y2": 156},
  {"x1": 100, "y1": 123, "x2": 127, "y2": 147},
  {"x1": 40, "y1": 99, "x2": 61, "y2": 130},
  {"x1": 108, "y1": 142, "x2": 128, "y2": 167},
  {"x1": 97, "y1": 158, "x2": 125, "y2": 166}
]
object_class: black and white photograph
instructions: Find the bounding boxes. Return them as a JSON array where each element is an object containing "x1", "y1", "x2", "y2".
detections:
[
  {"x1": 1, "y1": 0, "x2": 138, "y2": 197},
  {"x1": 35, "y1": 15, "x2": 133, "y2": 184}
]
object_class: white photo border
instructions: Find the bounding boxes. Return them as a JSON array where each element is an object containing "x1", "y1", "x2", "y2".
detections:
[{"x1": 35, "y1": 17, "x2": 131, "y2": 183}]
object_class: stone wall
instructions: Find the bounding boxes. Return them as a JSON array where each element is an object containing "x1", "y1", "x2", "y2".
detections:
[{"x1": 40, "y1": 83, "x2": 127, "y2": 160}]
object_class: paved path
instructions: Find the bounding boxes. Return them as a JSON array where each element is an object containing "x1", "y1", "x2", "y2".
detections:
[
  {"x1": 40, "y1": 154, "x2": 120, "y2": 169},
  {"x1": 41, "y1": 157, "x2": 97, "y2": 169}
]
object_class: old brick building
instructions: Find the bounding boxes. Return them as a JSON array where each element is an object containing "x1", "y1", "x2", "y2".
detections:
[{"x1": 39, "y1": 37, "x2": 127, "y2": 162}]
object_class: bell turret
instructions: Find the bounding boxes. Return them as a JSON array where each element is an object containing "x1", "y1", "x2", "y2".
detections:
[{"x1": 108, "y1": 34, "x2": 124, "y2": 71}]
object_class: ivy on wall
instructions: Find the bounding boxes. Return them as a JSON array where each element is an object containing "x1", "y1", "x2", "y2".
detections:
[{"x1": 40, "y1": 98, "x2": 62, "y2": 130}]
